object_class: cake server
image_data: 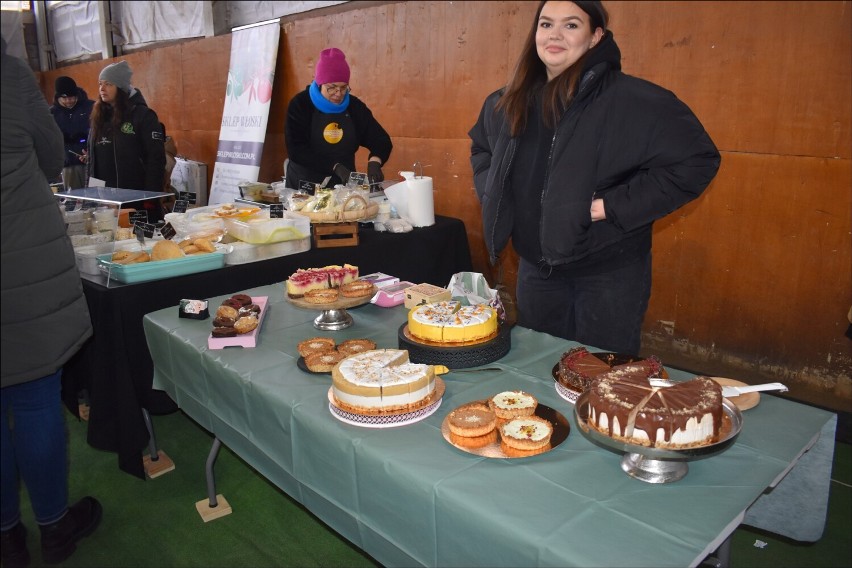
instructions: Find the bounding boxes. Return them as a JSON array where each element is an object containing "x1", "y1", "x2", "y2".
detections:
[
  {"x1": 721, "y1": 382, "x2": 788, "y2": 397},
  {"x1": 434, "y1": 366, "x2": 501, "y2": 375}
]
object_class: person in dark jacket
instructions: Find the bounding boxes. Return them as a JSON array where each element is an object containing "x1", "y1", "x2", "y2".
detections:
[
  {"x1": 48, "y1": 76, "x2": 93, "y2": 189},
  {"x1": 87, "y1": 60, "x2": 167, "y2": 221},
  {"x1": 1, "y1": 37, "x2": 102, "y2": 568},
  {"x1": 285, "y1": 47, "x2": 392, "y2": 190},
  {"x1": 469, "y1": 1, "x2": 720, "y2": 355}
]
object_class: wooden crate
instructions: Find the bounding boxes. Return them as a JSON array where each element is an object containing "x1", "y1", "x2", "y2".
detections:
[{"x1": 313, "y1": 222, "x2": 359, "y2": 248}]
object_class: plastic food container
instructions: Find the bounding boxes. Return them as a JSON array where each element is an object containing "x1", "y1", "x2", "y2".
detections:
[
  {"x1": 224, "y1": 238, "x2": 311, "y2": 265},
  {"x1": 223, "y1": 212, "x2": 310, "y2": 244},
  {"x1": 97, "y1": 247, "x2": 226, "y2": 284}
]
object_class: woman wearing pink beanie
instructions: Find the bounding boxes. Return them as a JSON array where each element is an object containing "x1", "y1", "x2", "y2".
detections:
[{"x1": 285, "y1": 47, "x2": 392, "y2": 190}]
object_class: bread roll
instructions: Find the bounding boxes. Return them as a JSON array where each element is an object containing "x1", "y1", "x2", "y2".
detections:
[{"x1": 151, "y1": 240, "x2": 184, "y2": 261}]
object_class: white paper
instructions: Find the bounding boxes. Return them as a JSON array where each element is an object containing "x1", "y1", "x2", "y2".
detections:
[{"x1": 88, "y1": 176, "x2": 106, "y2": 187}]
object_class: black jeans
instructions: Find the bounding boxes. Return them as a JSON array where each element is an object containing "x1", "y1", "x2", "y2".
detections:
[{"x1": 516, "y1": 253, "x2": 651, "y2": 355}]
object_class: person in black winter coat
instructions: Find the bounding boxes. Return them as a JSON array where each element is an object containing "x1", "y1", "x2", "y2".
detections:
[
  {"x1": 285, "y1": 48, "x2": 392, "y2": 190},
  {"x1": 49, "y1": 76, "x2": 94, "y2": 189},
  {"x1": 469, "y1": 1, "x2": 720, "y2": 355},
  {"x1": 87, "y1": 60, "x2": 166, "y2": 221}
]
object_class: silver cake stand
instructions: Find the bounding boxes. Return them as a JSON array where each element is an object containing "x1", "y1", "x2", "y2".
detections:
[
  {"x1": 574, "y1": 387, "x2": 743, "y2": 483},
  {"x1": 287, "y1": 286, "x2": 375, "y2": 331}
]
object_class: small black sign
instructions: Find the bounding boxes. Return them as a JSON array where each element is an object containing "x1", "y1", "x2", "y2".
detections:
[
  {"x1": 269, "y1": 203, "x2": 284, "y2": 218},
  {"x1": 299, "y1": 180, "x2": 316, "y2": 195},
  {"x1": 134, "y1": 221, "x2": 156, "y2": 239},
  {"x1": 64, "y1": 200, "x2": 77, "y2": 211},
  {"x1": 177, "y1": 191, "x2": 197, "y2": 204},
  {"x1": 129, "y1": 210, "x2": 149, "y2": 225},
  {"x1": 172, "y1": 200, "x2": 188, "y2": 214},
  {"x1": 160, "y1": 222, "x2": 177, "y2": 240}
]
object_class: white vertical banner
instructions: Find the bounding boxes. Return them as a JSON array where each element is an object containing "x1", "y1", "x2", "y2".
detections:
[{"x1": 208, "y1": 21, "x2": 280, "y2": 205}]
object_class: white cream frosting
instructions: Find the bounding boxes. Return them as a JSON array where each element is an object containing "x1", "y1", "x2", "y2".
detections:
[
  {"x1": 501, "y1": 419, "x2": 552, "y2": 441},
  {"x1": 492, "y1": 391, "x2": 535, "y2": 410}
]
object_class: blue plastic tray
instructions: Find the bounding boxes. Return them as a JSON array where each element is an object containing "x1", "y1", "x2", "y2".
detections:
[{"x1": 97, "y1": 249, "x2": 226, "y2": 284}]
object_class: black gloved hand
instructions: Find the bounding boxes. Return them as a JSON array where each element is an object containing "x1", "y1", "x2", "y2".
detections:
[
  {"x1": 368, "y1": 161, "x2": 384, "y2": 184},
  {"x1": 333, "y1": 163, "x2": 351, "y2": 184}
]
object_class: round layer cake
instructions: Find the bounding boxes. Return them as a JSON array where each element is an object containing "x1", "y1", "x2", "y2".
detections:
[
  {"x1": 407, "y1": 301, "x2": 497, "y2": 344},
  {"x1": 557, "y1": 347, "x2": 663, "y2": 392},
  {"x1": 584, "y1": 373, "x2": 724, "y2": 449},
  {"x1": 331, "y1": 349, "x2": 436, "y2": 413}
]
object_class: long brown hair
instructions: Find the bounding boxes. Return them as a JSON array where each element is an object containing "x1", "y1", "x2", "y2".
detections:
[
  {"x1": 497, "y1": 1, "x2": 609, "y2": 136},
  {"x1": 90, "y1": 88, "x2": 131, "y2": 142}
]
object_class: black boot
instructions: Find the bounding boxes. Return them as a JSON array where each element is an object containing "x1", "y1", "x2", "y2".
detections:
[
  {"x1": 0, "y1": 521, "x2": 29, "y2": 568},
  {"x1": 39, "y1": 497, "x2": 102, "y2": 565}
]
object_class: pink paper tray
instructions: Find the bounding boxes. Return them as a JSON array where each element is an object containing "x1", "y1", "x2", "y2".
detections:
[{"x1": 207, "y1": 296, "x2": 268, "y2": 349}]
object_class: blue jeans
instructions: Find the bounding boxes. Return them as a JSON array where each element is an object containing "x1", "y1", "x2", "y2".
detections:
[
  {"x1": 516, "y1": 253, "x2": 651, "y2": 355},
  {"x1": 1, "y1": 370, "x2": 68, "y2": 529}
]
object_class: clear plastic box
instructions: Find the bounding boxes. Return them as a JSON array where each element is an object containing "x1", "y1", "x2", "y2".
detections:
[{"x1": 223, "y1": 212, "x2": 310, "y2": 244}]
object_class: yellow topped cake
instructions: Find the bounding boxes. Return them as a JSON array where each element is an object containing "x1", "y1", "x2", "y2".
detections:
[
  {"x1": 331, "y1": 349, "x2": 436, "y2": 413},
  {"x1": 407, "y1": 301, "x2": 497, "y2": 343}
]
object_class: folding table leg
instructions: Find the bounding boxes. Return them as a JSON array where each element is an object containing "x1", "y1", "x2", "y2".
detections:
[
  {"x1": 195, "y1": 437, "x2": 232, "y2": 522},
  {"x1": 141, "y1": 408, "x2": 174, "y2": 478}
]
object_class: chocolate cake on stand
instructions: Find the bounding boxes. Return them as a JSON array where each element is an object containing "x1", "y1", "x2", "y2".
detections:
[{"x1": 574, "y1": 380, "x2": 743, "y2": 483}]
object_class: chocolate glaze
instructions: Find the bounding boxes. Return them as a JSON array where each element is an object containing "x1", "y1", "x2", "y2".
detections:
[{"x1": 587, "y1": 373, "x2": 723, "y2": 448}]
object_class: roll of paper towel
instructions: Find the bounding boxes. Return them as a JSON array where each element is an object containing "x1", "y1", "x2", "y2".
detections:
[{"x1": 384, "y1": 172, "x2": 435, "y2": 227}]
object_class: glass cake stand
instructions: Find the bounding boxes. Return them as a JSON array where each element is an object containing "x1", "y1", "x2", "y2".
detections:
[{"x1": 574, "y1": 386, "x2": 743, "y2": 483}]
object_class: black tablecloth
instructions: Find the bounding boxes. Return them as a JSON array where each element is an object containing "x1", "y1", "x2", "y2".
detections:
[{"x1": 63, "y1": 215, "x2": 473, "y2": 478}]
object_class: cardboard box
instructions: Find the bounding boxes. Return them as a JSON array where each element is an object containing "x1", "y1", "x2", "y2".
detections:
[{"x1": 404, "y1": 283, "x2": 451, "y2": 309}]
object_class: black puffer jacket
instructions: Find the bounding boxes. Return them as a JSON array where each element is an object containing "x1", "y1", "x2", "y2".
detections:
[
  {"x1": 469, "y1": 32, "x2": 720, "y2": 267},
  {"x1": 49, "y1": 87, "x2": 94, "y2": 167}
]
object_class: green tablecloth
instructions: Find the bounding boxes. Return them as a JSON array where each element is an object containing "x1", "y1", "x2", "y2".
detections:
[{"x1": 143, "y1": 283, "x2": 835, "y2": 568}]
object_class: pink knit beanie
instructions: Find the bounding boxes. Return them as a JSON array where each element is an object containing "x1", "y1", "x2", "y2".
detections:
[{"x1": 315, "y1": 48, "x2": 350, "y2": 85}]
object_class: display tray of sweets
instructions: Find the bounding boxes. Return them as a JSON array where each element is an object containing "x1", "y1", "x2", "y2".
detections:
[
  {"x1": 96, "y1": 245, "x2": 227, "y2": 284},
  {"x1": 326, "y1": 378, "x2": 445, "y2": 428},
  {"x1": 292, "y1": 194, "x2": 379, "y2": 224},
  {"x1": 207, "y1": 296, "x2": 268, "y2": 350},
  {"x1": 441, "y1": 398, "x2": 570, "y2": 459}
]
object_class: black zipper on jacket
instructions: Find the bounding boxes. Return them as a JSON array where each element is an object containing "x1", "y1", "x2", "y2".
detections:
[
  {"x1": 536, "y1": 70, "x2": 601, "y2": 271},
  {"x1": 490, "y1": 135, "x2": 518, "y2": 266}
]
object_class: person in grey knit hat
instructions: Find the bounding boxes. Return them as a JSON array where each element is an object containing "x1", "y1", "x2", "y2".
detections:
[
  {"x1": 88, "y1": 59, "x2": 166, "y2": 220},
  {"x1": 98, "y1": 60, "x2": 132, "y2": 93}
]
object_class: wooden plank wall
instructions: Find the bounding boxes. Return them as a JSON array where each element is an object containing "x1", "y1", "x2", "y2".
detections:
[{"x1": 38, "y1": 1, "x2": 851, "y2": 411}]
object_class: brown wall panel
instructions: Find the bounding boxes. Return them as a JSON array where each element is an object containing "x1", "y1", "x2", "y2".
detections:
[{"x1": 37, "y1": 1, "x2": 851, "y2": 410}]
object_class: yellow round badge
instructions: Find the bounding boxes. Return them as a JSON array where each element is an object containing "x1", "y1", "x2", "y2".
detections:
[{"x1": 323, "y1": 122, "x2": 343, "y2": 144}]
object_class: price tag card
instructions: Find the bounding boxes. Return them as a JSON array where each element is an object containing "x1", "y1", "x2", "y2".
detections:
[
  {"x1": 160, "y1": 222, "x2": 177, "y2": 240},
  {"x1": 172, "y1": 200, "x2": 188, "y2": 214},
  {"x1": 64, "y1": 200, "x2": 77, "y2": 211},
  {"x1": 134, "y1": 221, "x2": 156, "y2": 239},
  {"x1": 129, "y1": 210, "x2": 149, "y2": 225},
  {"x1": 299, "y1": 180, "x2": 317, "y2": 195},
  {"x1": 177, "y1": 191, "x2": 197, "y2": 204},
  {"x1": 269, "y1": 203, "x2": 284, "y2": 218}
]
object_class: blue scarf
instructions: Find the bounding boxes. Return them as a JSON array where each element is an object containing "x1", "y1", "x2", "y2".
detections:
[{"x1": 309, "y1": 81, "x2": 350, "y2": 114}]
